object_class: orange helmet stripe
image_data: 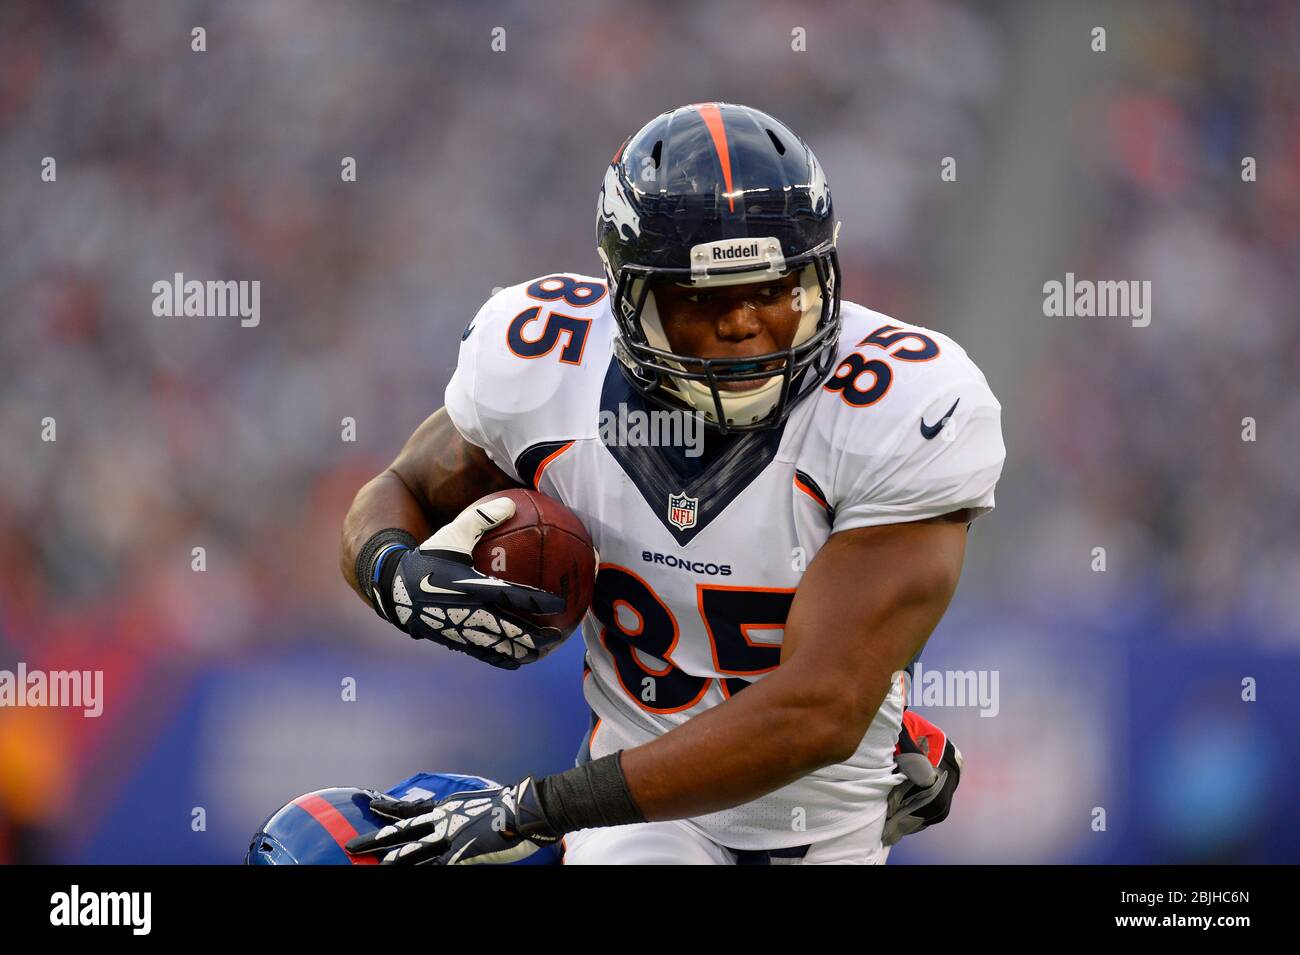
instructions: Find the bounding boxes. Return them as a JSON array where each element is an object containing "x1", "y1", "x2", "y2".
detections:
[{"x1": 694, "y1": 103, "x2": 735, "y2": 212}]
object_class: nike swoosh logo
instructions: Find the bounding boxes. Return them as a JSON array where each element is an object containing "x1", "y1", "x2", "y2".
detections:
[
  {"x1": 419, "y1": 577, "x2": 467, "y2": 595},
  {"x1": 920, "y1": 398, "x2": 960, "y2": 440},
  {"x1": 421, "y1": 575, "x2": 515, "y2": 594}
]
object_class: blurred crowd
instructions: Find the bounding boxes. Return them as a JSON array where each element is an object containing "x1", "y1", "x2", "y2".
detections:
[
  {"x1": 1018, "y1": 2, "x2": 1300, "y2": 642},
  {"x1": 0, "y1": 0, "x2": 1294, "y2": 862}
]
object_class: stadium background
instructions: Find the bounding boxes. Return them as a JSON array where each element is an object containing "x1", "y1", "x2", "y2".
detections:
[{"x1": 1, "y1": 0, "x2": 1296, "y2": 863}]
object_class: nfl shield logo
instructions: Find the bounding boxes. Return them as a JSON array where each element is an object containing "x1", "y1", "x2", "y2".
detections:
[{"x1": 667, "y1": 492, "x2": 698, "y2": 531}]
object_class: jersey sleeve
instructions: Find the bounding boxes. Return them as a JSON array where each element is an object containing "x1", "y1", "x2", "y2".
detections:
[
  {"x1": 444, "y1": 276, "x2": 608, "y2": 485},
  {"x1": 444, "y1": 290, "x2": 523, "y2": 482},
  {"x1": 828, "y1": 365, "x2": 1005, "y2": 533}
]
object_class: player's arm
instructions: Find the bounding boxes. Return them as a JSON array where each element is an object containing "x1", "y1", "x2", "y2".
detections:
[
  {"x1": 338, "y1": 407, "x2": 518, "y2": 601},
  {"x1": 340, "y1": 408, "x2": 566, "y2": 669},
  {"x1": 619, "y1": 511, "x2": 969, "y2": 818},
  {"x1": 345, "y1": 511, "x2": 971, "y2": 863}
]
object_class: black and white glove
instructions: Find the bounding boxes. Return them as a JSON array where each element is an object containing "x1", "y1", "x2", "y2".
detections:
[
  {"x1": 362, "y1": 498, "x2": 566, "y2": 670},
  {"x1": 347, "y1": 777, "x2": 559, "y2": 865},
  {"x1": 882, "y1": 709, "x2": 963, "y2": 847}
]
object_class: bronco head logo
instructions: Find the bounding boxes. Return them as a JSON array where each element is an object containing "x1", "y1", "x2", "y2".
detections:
[{"x1": 599, "y1": 165, "x2": 641, "y2": 240}]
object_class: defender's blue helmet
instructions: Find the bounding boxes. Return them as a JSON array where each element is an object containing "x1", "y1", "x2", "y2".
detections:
[{"x1": 246, "y1": 786, "x2": 387, "y2": 865}]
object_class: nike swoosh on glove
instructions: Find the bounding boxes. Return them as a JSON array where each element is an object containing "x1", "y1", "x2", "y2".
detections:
[
  {"x1": 346, "y1": 777, "x2": 558, "y2": 865},
  {"x1": 882, "y1": 709, "x2": 963, "y2": 847},
  {"x1": 383, "y1": 497, "x2": 567, "y2": 670}
]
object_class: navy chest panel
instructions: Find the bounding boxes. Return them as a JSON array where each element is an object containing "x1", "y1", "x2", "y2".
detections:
[{"x1": 594, "y1": 359, "x2": 787, "y2": 546}]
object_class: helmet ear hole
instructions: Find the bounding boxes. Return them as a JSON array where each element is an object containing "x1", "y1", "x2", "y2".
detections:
[
  {"x1": 650, "y1": 140, "x2": 663, "y2": 168},
  {"x1": 765, "y1": 129, "x2": 786, "y2": 155}
]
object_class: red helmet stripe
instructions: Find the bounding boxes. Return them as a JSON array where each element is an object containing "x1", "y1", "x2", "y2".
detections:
[
  {"x1": 694, "y1": 103, "x2": 736, "y2": 212},
  {"x1": 292, "y1": 793, "x2": 380, "y2": 864}
]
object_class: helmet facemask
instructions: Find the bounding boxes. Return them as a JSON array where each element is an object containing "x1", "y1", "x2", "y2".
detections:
[
  {"x1": 595, "y1": 104, "x2": 844, "y2": 433},
  {"x1": 604, "y1": 242, "x2": 842, "y2": 435}
]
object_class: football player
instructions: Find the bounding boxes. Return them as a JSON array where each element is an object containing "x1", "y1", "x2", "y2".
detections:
[{"x1": 340, "y1": 103, "x2": 1004, "y2": 864}]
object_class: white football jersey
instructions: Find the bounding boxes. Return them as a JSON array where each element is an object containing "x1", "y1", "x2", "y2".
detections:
[{"x1": 445, "y1": 273, "x2": 1005, "y2": 850}]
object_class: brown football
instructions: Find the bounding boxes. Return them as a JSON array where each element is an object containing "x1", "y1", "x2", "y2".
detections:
[{"x1": 468, "y1": 488, "x2": 597, "y2": 637}]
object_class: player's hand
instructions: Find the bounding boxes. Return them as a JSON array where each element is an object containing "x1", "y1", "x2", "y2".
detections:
[
  {"x1": 347, "y1": 777, "x2": 559, "y2": 865},
  {"x1": 380, "y1": 497, "x2": 567, "y2": 670},
  {"x1": 882, "y1": 709, "x2": 962, "y2": 846}
]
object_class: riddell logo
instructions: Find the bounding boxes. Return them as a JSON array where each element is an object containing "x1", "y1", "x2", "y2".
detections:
[
  {"x1": 712, "y1": 242, "x2": 760, "y2": 261},
  {"x1": 691, "y1": 238, "x2": 785, "y2": 278}
]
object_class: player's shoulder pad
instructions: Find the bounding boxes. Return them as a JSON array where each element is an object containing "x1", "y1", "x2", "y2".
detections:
[
  {"x1": 797, "y1": 301, "x2": 1006, "y2": 530},
  {"x1": 444, "y1": 273, "x2": 613, "y2": 481}
]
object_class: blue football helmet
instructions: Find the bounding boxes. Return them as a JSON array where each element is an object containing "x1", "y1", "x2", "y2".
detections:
[
  {"x1": 247, "y1": 786, "x2": 388, "y2": 865},
  {"x1": 597, "y1": 102, "x2": 842, "y2": 434}
]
